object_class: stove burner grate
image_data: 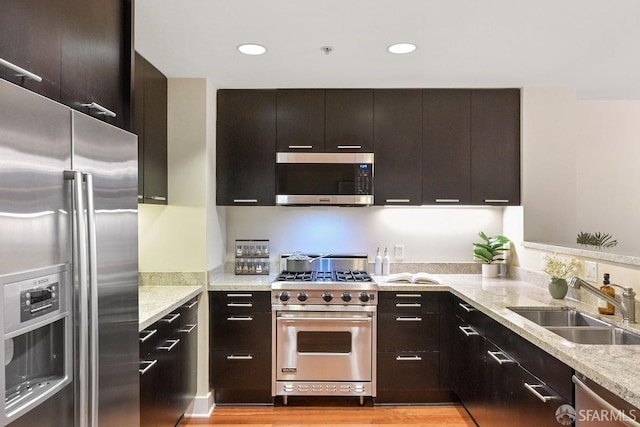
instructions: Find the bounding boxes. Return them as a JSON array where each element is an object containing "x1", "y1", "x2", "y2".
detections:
[{"x1": 276, "y1": 270, "x2": 372, "y2": 282}]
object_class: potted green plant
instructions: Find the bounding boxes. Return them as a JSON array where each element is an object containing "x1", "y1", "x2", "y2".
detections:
[
  {"x1": 542, "y1": 253, "x2": 581, "y2": 299},
  {"x1": 473, "y1": 232, "x2": 510, "y2": 278}
]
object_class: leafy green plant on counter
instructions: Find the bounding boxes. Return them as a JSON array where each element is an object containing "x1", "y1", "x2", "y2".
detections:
[
  {"x1": 472, "y1": 232, "x2": 510, "y2": 264},
  {"x1": 576, "y1": 232, "x2": 618, "y2": 249}
]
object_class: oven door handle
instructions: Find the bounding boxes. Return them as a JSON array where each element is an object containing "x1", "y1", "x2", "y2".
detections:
[{"x1": 277, "y1": 317, "x2": 372, "y2": 323}]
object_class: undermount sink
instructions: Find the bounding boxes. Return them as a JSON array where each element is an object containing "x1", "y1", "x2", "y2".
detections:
[{"x1": 508, "y1": 306, "x2": 640, "y2": 345}]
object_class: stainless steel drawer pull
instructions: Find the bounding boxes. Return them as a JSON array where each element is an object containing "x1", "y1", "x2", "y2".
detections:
[
  {"x1": 139, "y1": 329, "x2": 157, "y2": 343},
  {"x1": 161, "y1": 313, "x2": 181, "y2": 324},
  {"x1": 484, "y1": 199, "x2": 509, "y2": 203},
  {"x1": 487, "y1": 351, "x2": 515, "y2": 365},
  {"x1": 524, "y1": 383, "x2": 552, "y2": 403},
  {"x1": 458, "y1": 325, "x2": 479, "y2": 336},
  {"x1": 179, "y1": 324, "x2": 197, "y2": 333},
  {"x1": 82, "y1": 102, "x2": 117, "y2": 118},
  {"x1": 226, "y1": 293, "x2": 253, "y2": 298},
  {"x1": 227, "y1": 302, "x2": 253, "y2": 307},
  {"x1": 186, "y1": 300, "x2": 198, "y2": 309},
  {"x1": 145, "y1": 196, "x2": 167, "y2": 201},
  {"x1": 0, "y1": 58, "x2": 43, "y2": 82},
  {"x1": 396, "y1": 355, "x2": 422, "y2": 361},
  {"x1": 396, "y1": 316, "x2": 422, "y2": 322},
  {"x1": 227, "y1": 354, "x2": 253, "y2": 360},
  {"x1": 396, "y1": 303, "x2": 422, "y2": 308},
  {"x1": 337, "y1": 145, "x2": 362, "y2": 149},
  {"x1": 233, "y1": 199, "x2": 258, "y2": 203},
  {"x1": 458, "y1": 302, "x2": 476, "y2": 312},
  {"x1": 227, "y1": 316, "x2": 253, "y2": 321},
  {"x1": 396, "y1": 294, "x2": 422, "y2": 298},
  {"x1": 435, "y1": 199, "x2": 460, "y2": 203},
  {"x1": 385, "y1": 199, "x2": 411, "y2": 203},
  {"x1": 157, "y1": 339, "x2": 180, "y2": 352},
  {"x1": 288, "y1": 145, "x2": 313, "y2": 149},
  {"x1": 139, "y1": 360, "x2": 158, "y2": 375}
]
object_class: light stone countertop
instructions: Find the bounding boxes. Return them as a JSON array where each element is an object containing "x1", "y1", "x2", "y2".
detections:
[
  {"x1": 208, "y1": 270, "x2": 640, "y2": 408},
  {"x1": 139, "y1": 285, "x2": 204, "y2": 331}
]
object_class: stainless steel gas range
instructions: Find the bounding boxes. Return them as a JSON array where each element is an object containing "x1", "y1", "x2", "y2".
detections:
[{"x1": 271, "y1": 254, "x2": 377, "y2": 405}]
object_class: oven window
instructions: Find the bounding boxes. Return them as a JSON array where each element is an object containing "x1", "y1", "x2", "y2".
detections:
[{"x1": 297, "y1": 331, "x2": 352, "y2": 353}]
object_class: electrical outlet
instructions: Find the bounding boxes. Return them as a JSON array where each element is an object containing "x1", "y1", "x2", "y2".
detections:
[
  {"x1": 585, "y1": 261, "x2": 597, "y2": 282},
  {"x1": 394, "y1": 245, "x2": 405, "y2": 260}
]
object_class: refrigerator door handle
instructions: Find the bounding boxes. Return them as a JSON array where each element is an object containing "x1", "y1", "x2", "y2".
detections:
[{"x1": 83, "y1": 172, "x2": 99, "y2": 427}]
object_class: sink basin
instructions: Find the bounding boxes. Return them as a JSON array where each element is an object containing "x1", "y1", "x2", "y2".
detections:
[
  {"x1": 508, "y1": 306, "x2": 611, "y2": 327},
  {"x1": 546, "y1": 326, "x2": 640, "y2": 345}
]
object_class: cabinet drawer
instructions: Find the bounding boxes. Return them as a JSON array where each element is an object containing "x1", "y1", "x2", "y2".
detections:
[
  {"x1": 211, "y1": 312, "x2": 271, "y2": 351},
  {"x1": 210, "y1": 350, "x2": 271, "y2": 390},
  {"x1": 377, "y1": 351, "x2": 440, "y2": 390},
  {"x1": 378, "y1": 292, "x2": 439, "y2": 314},
  {"x1": 210, "y1": 291, "x2": 271, "y2": 314},
  {"x1": 378, "y1": 313, "x2": 439, "y2": 351}
]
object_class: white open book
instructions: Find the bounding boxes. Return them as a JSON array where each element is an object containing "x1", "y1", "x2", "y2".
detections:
[{"x1": 385, "y1": 272, "x2": 443, "y2": 284}]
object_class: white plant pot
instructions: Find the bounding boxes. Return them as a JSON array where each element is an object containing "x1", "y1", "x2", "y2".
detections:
[{"x1": 482, "y1": 263, "x2": 499, "y2": 278}]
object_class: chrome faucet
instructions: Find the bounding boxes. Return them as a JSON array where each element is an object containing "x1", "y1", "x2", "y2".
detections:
[{"x1": 569, "y1": 277, "x2": 636, "y2": 324}]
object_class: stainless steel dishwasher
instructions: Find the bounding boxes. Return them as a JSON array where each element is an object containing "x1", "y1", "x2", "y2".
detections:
[{"x1": 573, "y1": 373, "x2": 640, "y2": 426}]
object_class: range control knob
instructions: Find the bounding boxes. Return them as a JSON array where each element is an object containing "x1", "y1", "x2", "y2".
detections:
[
  {"x1": 279, "y1": 291, "x2": 290, "y2": 302},
  {"x1": 297, "y1": 292, "x2": 308, "y2": 302},
  {"x1": 359, "y1": 292, "x2": 370, "y2": 303},
  {"x1": 321, "y1": 292, "x2": 333, "y2": 302},
  {"x1": 341, "y1": 292, "x2": 352, "y2": 302}
]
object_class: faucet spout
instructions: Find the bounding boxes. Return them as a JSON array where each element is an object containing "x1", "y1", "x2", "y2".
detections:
[{"x1": 568, "y1": 277, "x2": 636, "y2": 324}]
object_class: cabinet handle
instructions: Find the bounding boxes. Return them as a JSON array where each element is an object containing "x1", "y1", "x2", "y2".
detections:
[
  {"x1": 396, "y1": 355, "x2": 422, "y2": 361},
  {"x1": 395, "y1": 294, "x2": 422, "y2": 298},
  {"x1": 157, "y1": 339, "x2": 180, "y2": 352},
  {"x1": 82, "y1": 102, "x2": 116, "y2": 118},
  {"x1": 138, "y1": 195, "x2": 143, "y2": 200},
  {"x1": 226, "y1": 293, "x2": 253, "y2": 298},
  {"x1": 337, "y1": 145, "x2": 362, "y2": 149},
  {"x1": 161, "y1": 313, "x2": 180, "y2": 324},
  {"x1": 435, "y1": 199, "x2": 460, "y2": 203},
  {"x1": 227, "y1": 316, "x2": 253, "y2": 321},
  {"x1": 145, "y1": 196, "x2": 167, "y2": 201},
  {"x1": 385, "y1": 199, "x2": 411, "y2": 203},
  {"x1": 524, "y1": 383, "x2": 552, "y2": 403},
  {"x1": 139, "y1": 329, "x2": 157, "y2": 343},
  {"x1": 396, "y1": 303, "x2": 422, "y2": 308},
  {"x1": 0, "y1": 58, "x2": 43, "y2": 82},
  {"x1": 227, "y1": 302, "x2": 253, "y2": 307},
  {"x1": 179, "y1": 324, "x2": 197, "y2": 333},
  {"x1": 458, "y1": 325, "x2": 479, "y2": 336},
  {"x1": 227, "y1": 354, "x2": 253, "y2": 360},
  {"x1": 233, "y1": 199, "x2": 258, "y2": 203},
  {"x1": 484, "y1": 199, "x2": 509, "y2": 204},
  {"x1": 139, "y1": 360, "x2": 157, "y2": 376},
  {"x1": 458, "y1": 302, "x2": 476, "y2": 312},
  {"x1": 186, "y1": 300, "x2": 198, "y2": 309},
  {"x1": 288, "y1": 145, "x2": 313, "y2": 149},
  {"x1": 395, "y1": 316, "x2": 422, "y2": 322},
  {"x1": 487, "y1": 350, "x2": 515, "y2": 365}
]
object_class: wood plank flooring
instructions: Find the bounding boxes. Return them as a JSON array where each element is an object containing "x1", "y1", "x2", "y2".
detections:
[{"x1": 183, "y1": 404, "x2": 476, "y2": 427}]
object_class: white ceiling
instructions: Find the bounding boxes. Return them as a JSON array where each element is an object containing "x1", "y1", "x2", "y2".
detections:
[{"x1": 135, "y1": 0, "x2": 640, "y2": 99}]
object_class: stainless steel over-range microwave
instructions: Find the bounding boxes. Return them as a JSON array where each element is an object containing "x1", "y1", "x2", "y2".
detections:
[{"x1": 276, "y1": 152, "x2": 374, "y2": 206}]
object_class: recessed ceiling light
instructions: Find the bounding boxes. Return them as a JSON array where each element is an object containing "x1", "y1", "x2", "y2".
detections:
[
  {"x1": 237, "y1": 43, "x2": 267, "y2": 55},
  {"x1": 387, "y1": 43, "x2": 417, "y2": 54}
]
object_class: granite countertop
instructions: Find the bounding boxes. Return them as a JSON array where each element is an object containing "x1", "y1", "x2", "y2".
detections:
[
  {"x1": 139, "y1": 285, "x2": 204, "y2": 331},
  {"x1": 208, "y1": 271, "x2": 640, "y2": 408}
]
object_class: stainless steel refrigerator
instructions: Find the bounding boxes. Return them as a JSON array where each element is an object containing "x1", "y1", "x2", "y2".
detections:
[{"x1": 0, "y1": 79, "x2": 139, "y2": 427}]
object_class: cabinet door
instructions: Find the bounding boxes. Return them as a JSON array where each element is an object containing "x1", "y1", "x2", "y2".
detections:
[
  {"x1": 423, "y1": 89, "x2": 471, "y2": 205},
  {"x1": 60, "y1": 0, "x2": 132, "y2": 130},
  {"x1": 216, "y1": 90, "x2": 276, "y2": 205},
  {"x1": 452, "y1": 314, "x2": 485, "y2": 424},
  {"x1": 325, "y1": 89, "x2": 374, "y2": 151},
  {"x1": 0, "y1": 0, "x2": 62, "y2": 100},
  {"x1": 210, "y1": 351, "x2": 272, "y2": 404},
  {"x1": 277, "y1": 89, "x2": 325, "y2": 152},
  {"x1": 373, "y1": 89, "x2": 423, "y2": 205},
  {"x1": 134, "y1": 52, "x2": 145, "y2": 203},
  {"x1": 516, "y1": 368, "x2": 571, "y2": 426},
  {"x1": 470, "y1": 89, "x2": 520, "y2": 205}
]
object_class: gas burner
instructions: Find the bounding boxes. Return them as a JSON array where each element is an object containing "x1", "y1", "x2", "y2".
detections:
[{"x1": 335, "y1": 270, "x2": 372, "y2": 282}]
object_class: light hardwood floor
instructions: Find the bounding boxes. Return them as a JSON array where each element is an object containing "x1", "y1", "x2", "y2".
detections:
[{"x1": 183, "y1": 404, "x2": 476, "y2": 427}]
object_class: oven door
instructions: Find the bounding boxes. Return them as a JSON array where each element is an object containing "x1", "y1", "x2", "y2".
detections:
[{"x1": 276, "y1": 311, "x2": 372, "y2": 382}]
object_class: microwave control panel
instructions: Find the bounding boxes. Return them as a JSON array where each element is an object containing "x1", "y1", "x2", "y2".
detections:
[{"x1": 355, "y1": 164, "x2": 372, "y2": 194}]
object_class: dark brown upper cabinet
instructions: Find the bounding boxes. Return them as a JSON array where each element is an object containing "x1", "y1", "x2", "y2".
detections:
[
  {"x1": 276, "y1": 89, "x2": 325, "y2": 152},
  {"x1": 325, "y1": 89, "x2": 374, "y2": 152},
  {"x1": 216, "y1": 90, "x2": 277, "y2": 206},
  {"x1": 374, "y1": 89, "x2": 423, "y2": 205},
  {"x1": 422, "y1": 89, "x2": 472, "y2": 205},
  {"x1": 470, "y1": 89, "x2": 521, "y2": 205},
  {"x1": 134, "y1": 52, "x2": 168, "y2": 205}
]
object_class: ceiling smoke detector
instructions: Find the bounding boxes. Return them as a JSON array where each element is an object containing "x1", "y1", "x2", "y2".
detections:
[{"x1": 321, "y1": 46, "x2": 334, "y2": 55}]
